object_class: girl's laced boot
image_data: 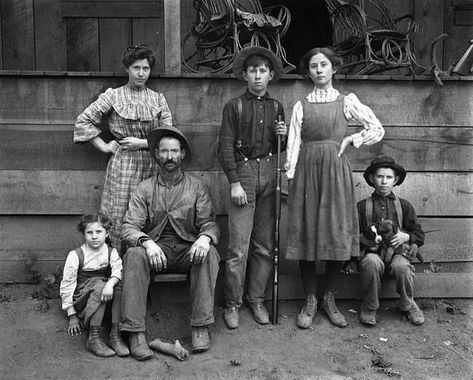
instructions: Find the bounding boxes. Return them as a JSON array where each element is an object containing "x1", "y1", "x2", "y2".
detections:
[
  {"x1": 297, "y1": 294, "x2": 317, "y2": 329},
  {"x1": 323, "y1": 291, "x2": 348, "y2": 327},
  {"x1": 86, "y1": 326, "x2": 115, "y2": 357}
]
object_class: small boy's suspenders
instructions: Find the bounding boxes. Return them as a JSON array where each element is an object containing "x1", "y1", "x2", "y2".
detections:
[
  {"x1": 365, "y1": 196, "x2": 403, "y2": 227},
  {"x1": 74, "y1": 246, "x2": 112, "y2": 270}
]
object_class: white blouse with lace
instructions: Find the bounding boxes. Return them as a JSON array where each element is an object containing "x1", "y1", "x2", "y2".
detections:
[{"x1": 285, "y1": 86, "x2": 384, "y2": 179}]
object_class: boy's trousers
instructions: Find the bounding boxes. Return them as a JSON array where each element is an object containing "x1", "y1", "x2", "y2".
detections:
[
  {"x1": 360, "y1": 253, "x2": 416, "y2": 311},
  {"x1": 224, "y1": 155, "x2": 277, "y2": 307}
]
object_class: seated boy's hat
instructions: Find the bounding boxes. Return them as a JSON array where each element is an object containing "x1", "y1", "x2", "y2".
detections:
[
  {"x1": 232, "y1": 46, "x2": 283, "y2": 82},
  {"x1": 363, "y1": 155, "x2": 406, "y2": 187},
  {"x1": 148, "y1": 126, "x2": 192, "y2": 162}
]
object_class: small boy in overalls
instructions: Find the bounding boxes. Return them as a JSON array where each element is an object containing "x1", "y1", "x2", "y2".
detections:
[
  {"x1": 357, "y1": 156, "x2": 425, "y2": 326},
  {"x1": 218, "y1": 46, "x2": 287, "y2": 328}
]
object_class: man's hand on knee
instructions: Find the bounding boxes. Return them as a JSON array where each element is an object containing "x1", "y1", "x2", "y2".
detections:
[
  {"x1": 143, "y1": 240, "x2": 167, "y2": 271},
  {"x1": 189, "y1": 235, "x2": 211, "y2": 264}
]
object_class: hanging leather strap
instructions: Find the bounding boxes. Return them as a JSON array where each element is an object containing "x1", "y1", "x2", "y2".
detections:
[
  {"x1": 74, "y1": 246, "x2": 112, "y2": 270},
  {"x1": 365, "y1": 196, "x2": 403, "y2": 227}
]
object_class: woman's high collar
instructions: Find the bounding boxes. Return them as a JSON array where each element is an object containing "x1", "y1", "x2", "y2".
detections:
[{"x1": 126, "y1": 81, "x2": 147, "y2": 91}]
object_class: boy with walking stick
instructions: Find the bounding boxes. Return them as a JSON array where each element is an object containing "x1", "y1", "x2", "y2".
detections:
[{"x1": 218, "y1": 46, "x2": 287, "y2": 328}]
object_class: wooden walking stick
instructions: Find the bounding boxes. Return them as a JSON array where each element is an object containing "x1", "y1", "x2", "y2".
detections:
[{"x1": 272, "y1": 116, "x2": 283, "y2": 324}]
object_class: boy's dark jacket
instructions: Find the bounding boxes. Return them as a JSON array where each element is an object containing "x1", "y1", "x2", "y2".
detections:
[
  {"x1": 218, "y1": 89, "x2": 285, "y2": 184},
  {"x1": 357, "y1": 192, "x2": 425, "y2": 251}
]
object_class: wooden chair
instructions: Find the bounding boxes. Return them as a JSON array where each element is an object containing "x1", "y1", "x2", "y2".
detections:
[
  {"x1": 325, "y1": 0, "x2": 425, "y2": 75},
  {"x1": 182, "y1": 0, "x2": 295, "y2": 74}
]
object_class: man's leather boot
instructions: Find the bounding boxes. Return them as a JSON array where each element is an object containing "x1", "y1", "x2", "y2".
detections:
[
  {"x1": 109, "y1": 323, "x2": 130, "y2": 357},
  {"x1": 129, "y1": 332, "x2": 154, "y2": 361},
  {"x1": 192, "y1": 326, "x2": 211, "y2": 353}
]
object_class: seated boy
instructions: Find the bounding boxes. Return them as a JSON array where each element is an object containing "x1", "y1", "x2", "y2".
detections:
[
  {"x1": 218, "y1": 46, "x2": 287, "y2": 328},
  {"x1": 357, "y1": 155, "x2": 425, "y2": 326}
]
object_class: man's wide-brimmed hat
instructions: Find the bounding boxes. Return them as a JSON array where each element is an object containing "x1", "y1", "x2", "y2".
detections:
[
  {"x1": 363, "y1": 155, "x2": 406, "y2": 187},
  {"x1": 232, "y1": 46, "x2": 283, "y2": 82},
  {"x1": 148, "y1": 126, "x2": 192, "y2": 162}
]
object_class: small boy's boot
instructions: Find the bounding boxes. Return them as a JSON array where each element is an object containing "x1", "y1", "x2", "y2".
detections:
[
  {"x1": 86, "y1": 326, "x2": 115, "y2": 357},
  {"x1": 323, "y1": 291, "x2": 348, "y2": 328},
  {"x1": 109, "y1": 324, "x2": 130, "y2": 357},
  {"x1": 129, "y1": 332, "x2": 154, "y2": 361}
]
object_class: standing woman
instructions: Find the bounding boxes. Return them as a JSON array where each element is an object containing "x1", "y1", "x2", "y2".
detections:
[
  {"x1": 285, "y1": 47, "x2": 384, "y2": 328},
  {"x1": 74, "y1": 45, "x2": 172, "y2": 253}
]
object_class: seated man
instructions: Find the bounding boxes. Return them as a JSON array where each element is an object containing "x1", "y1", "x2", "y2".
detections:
[
  {"x1": 119, "y1": 126, "x2": 220, "y2": 360},
  {"x1": 357, "y1": 156, "x2": 425, "y2": 326}
]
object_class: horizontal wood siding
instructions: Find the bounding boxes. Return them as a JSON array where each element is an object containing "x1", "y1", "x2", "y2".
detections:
[
  {"x1": 1, "y1": 170, "x2": 473, "y2": 216},
  {"x1": 1, "y1": 125, "x2": 472, "y2": 172},
  {"x1": 0, "y1": 75, "x2": 471, "y2": 302},
  {"x1": 0, "y1": 0, "x2": 163, "y2": 72},
  {"x1": 0, "y1": 0, "x2": 472, "y2": 76}
]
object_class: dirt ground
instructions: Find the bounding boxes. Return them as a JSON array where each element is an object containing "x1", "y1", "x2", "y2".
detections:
[{"x1": 0, "y1": 284, "x2": 472, "y2": 380}]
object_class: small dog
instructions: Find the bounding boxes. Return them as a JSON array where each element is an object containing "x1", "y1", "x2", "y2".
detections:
[{"x1": 362, "y1": 220, "x2": 423, "y2": 264}]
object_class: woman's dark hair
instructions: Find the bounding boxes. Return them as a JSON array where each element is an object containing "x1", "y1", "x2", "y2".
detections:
[
  {"x1": 298, "y1": 47, "x2": 343, "y2": 78},
  {"x1": 121, "y1": 44, "x2": 156, "y2": 70},
  {"x1": 243, "y1": 54, "x2": 273, "y2": 72},
  {"x1": 77, "y1": 213, "x2": 112, "y2": 234}
]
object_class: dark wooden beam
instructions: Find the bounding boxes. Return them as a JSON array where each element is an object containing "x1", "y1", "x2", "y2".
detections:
[{"x1": 61, "y1": 1, "x2": 162, "y2": 18}]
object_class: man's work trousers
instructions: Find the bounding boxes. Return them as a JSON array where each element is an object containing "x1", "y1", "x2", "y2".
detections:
[{"x1": 119, "y1": 234, "x2": 219, "y2": 332}]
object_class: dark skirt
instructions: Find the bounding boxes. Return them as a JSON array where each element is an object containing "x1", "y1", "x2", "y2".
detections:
[
  {"x1": 286, "y1": 140, "x2": 359, "y2": 261},
  {"x1": 73, "y1": 276, "x2": 107, "y2": 327}
]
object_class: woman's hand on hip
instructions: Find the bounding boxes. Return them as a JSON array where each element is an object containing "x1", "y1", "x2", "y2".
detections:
[
  {"x1": 338, "y1": 136, "x2": 354, "y2": 157},
  {"x1": 119, "y1": 137, "x2": 147, "y2": 151}
]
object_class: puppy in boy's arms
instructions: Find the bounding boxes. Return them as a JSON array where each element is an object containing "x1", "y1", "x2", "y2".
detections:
[{"x1": 362, "y1": 219, "x2": 424, "y2": 265}]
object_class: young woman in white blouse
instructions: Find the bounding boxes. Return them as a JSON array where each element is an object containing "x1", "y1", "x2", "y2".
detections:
[{"x1": 284, "y1": 47, "x2": 384, "y2": 329}]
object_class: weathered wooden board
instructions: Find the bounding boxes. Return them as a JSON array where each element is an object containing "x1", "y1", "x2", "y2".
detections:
[
  {"x1": 414, "y1": 0, "x2": 445, "y2": 70},
  {"x1": 444, "y1": 0, "x2": 473, "y2": 71},
  {"x1": 99, "y1": 18, "x2": 130, "y2": 72},
  {"x1": 1, "y1": 257, "x2": 471, "y2": 298},
  {"x1": 61, "y1": 1, "x2": 162, "y2": 18},
  {"x1": 0, "y1": 124, "x2": 471, "y2": 172},
  {"x1": 132, "y1": 18, "x2": 165, "y2": 73},
  {"x1": 66, "y1": 18, "x2": 100, "y2": 71},
  {"x1": 34, "y1": 0, "x2": 67, "y2": 71},
  {"x1": 163, "y1": 0, "x2": 181, "y2": 74},
  {"x1": 0, "y1": 170, "x2": 103, "y2": 214},
  {"x1": 0, "y1": 216, "x2": 471, "y2": 263},
  {"x1": 1, "y1": 0, "x2": 35, "y2": 70},
  {"x1": 352, "y1": 172, "x2": 473, "y2": 216},
  {"x1": 0, "y1": 77, "x2": 471, "y2": 127},
  {"x1": 1, "y1": 170, "x2": 471, "y2": 216},
  {"x1": 0, "y1": 5, "x2": 3, "y2": 69},
  {"x1": 274, "y1": 273, "x2": 473, "y2": 300}
]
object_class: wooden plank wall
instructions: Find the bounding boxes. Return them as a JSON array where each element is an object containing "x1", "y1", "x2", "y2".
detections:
[
  {"x1": 0, "y1": 73, "x2": 472, "y2": 301},
  {"x1": 0, "y1": 0, "x2": 472, "y2": 75},
  {"x1": 0, "y1": 0, "x2": 164, "y2": 72}
]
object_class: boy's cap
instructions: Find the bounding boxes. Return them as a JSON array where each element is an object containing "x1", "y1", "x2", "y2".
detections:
[
  {"x1": 232, "y1": 46, "x2": 283, "y2": 82},
  {"x1": 363, "y1": 155, "x2": 406, "y2": 187},
  {"x1": 148, "y1": 126, "x2": 192, "y2": 162}
]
